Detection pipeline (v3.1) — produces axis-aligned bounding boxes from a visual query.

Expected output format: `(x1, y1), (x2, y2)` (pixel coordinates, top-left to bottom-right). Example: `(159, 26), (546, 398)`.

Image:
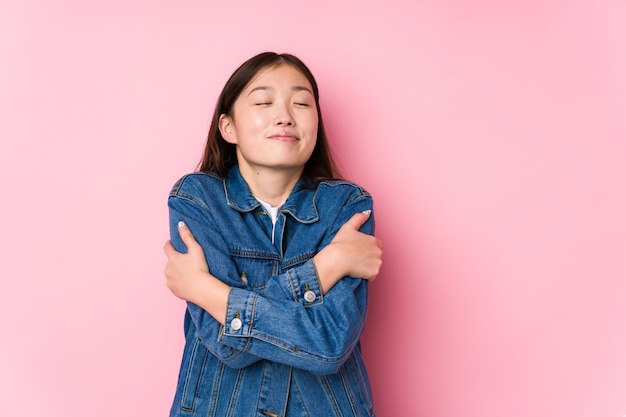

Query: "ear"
(219, 114), (237, 144)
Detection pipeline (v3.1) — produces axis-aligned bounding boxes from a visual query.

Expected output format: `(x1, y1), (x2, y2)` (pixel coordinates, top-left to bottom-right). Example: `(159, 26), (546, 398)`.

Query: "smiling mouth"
(269, 134), (298, 142)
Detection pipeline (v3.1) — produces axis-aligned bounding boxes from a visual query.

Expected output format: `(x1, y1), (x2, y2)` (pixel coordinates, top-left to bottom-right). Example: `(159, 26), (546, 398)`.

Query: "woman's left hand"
(163, 221), (211, 303)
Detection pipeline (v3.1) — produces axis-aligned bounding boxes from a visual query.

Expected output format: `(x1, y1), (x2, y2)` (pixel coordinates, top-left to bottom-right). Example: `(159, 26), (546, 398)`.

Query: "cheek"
(235, 110), (267, 134)
(311, 126), (319, 142)
(305, 114), (319, 137)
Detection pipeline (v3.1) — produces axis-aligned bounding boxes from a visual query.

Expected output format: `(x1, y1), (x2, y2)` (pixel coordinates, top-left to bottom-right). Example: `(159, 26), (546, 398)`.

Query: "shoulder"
(312, 179), (375, 232)
(310, 179), (373, 215)
(315, 179), (372, 202)
(168, 172), (225, 206)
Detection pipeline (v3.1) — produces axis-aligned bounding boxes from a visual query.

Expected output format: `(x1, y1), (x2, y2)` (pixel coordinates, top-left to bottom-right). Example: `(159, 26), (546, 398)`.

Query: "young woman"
(163, 52), (383, 417)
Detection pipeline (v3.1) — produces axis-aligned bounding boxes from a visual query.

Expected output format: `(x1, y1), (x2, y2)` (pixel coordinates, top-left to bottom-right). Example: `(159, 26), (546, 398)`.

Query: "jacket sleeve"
(220, 196), (374, 375)
(168, 193), (266, 369)
(168, 183), (333, 370)
(169, 179), (374, 375)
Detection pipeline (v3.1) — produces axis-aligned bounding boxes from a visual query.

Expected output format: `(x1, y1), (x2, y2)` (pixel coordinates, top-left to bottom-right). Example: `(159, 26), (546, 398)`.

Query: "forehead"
(245, 64), (313, 91)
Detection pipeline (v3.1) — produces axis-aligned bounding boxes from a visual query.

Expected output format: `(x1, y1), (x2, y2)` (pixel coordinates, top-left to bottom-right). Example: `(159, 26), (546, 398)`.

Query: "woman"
(164, 52), (383, 417)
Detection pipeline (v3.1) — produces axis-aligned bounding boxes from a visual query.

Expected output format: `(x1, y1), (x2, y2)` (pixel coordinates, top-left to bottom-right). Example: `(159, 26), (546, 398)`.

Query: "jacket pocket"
(230, 252), (277, 289)
(180, 337), (209, 412)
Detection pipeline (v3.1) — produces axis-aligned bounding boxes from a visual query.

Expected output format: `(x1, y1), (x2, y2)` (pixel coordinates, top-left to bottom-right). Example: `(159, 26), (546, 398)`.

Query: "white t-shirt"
(255, 197), (283, 243)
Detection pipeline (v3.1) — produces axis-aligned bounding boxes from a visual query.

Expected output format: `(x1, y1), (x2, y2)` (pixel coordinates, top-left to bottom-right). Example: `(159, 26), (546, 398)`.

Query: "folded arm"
(164, 190), (382, 374)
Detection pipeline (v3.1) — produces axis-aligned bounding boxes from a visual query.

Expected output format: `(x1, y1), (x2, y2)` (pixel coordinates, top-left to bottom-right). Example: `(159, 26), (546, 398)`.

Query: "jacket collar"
(224, 165), (319, 224)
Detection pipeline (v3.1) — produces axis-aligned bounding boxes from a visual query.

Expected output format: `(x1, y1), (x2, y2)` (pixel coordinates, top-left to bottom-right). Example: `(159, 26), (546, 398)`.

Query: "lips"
(269, 132), (299, 142)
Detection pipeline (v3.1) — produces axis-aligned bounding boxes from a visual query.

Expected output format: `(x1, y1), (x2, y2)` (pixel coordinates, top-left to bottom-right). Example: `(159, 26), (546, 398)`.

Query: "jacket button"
(230, 317), (242, 331)
(304, 290), (316, 303)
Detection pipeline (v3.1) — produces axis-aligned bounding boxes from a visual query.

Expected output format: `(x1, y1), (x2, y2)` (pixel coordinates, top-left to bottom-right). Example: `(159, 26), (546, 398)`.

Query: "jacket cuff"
(288, 260), (323, 307)
(220, 288), (257, 349)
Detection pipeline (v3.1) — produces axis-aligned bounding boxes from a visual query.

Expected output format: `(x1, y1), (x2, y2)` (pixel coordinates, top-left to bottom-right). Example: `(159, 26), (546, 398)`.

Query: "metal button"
(230, 317), (242, 331)
(304, 290), (316, 303)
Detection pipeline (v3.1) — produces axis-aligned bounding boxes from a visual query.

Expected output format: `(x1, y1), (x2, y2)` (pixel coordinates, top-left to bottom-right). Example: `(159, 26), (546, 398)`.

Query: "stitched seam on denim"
(283, 367), (293, 416)
(254, 361), (268, 413)
(340, 366), (359, 417)
(169, 192), (212, 214)
(281, 185), (320, 224)
(282, 207), (318, 224)
(292, 376), (312, 417)
(230, 249), (279, 260)
(223, 177), (261, 212)
(194, 343), (209, 410)
(286, 270), (298, 301)
(351, 351), (374, 413)
(246, 331), (303, 354)
(169, 172), (222, 210)
(246, 330), (349, 366)
(225, 368), (246, 417)
(321, 375), (344, 417)
(207, 360), (225, 417)
(247, 293), (258, 338)
(282, 253), (314, 269)
(317, 180), (370, 196)
(345, 193), (371, 207)
(180, 338), (209, 412)
(206, 342), (247, 361)
(207, 326), (246, 360)
(179, 339), (199, 411)
(310, 260), (324, 305)
(285, 181), (372, 223)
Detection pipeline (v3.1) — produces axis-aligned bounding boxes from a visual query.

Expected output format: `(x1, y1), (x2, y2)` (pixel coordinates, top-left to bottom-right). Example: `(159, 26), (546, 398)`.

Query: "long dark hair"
(198, 52), (341, 180)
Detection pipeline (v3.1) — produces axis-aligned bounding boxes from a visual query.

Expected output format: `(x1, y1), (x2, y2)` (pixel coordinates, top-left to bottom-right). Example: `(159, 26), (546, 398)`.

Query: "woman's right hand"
(164, 221), (230, 325)
(313, 211), (383, 294)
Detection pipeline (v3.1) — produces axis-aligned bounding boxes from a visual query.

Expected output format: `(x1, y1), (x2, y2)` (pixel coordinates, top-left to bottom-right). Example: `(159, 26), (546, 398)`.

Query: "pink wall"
(1, 1), (625, 416)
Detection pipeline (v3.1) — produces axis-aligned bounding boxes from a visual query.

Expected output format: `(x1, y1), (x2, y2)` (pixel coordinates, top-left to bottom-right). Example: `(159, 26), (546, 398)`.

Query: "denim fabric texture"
(168, 165), (376, 417)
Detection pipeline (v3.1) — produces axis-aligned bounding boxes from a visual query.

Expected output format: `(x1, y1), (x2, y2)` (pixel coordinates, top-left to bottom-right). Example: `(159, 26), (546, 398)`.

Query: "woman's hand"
(313, 211), (383, 294)
(163, 221), (230, 325)
(163, 221), (211, 302)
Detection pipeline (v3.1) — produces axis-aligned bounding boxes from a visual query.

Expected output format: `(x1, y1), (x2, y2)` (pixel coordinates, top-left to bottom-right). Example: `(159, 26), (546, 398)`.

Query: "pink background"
(1, 0), (625, 416)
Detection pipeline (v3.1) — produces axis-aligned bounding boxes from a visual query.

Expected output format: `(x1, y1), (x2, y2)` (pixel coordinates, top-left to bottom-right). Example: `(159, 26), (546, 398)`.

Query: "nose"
(274, 102), (294, 126)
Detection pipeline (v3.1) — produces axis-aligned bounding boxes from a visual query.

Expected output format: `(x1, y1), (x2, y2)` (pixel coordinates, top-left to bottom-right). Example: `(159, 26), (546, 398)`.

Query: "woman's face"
(219, 64), (319, 177)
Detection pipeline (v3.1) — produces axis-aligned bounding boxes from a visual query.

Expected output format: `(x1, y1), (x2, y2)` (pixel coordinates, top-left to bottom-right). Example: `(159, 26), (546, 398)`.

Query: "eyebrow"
(247, 85), (314, 96)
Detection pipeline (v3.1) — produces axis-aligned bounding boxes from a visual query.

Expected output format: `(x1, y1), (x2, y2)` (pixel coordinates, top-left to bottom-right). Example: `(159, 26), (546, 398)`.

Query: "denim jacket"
(168, 165), (376, 417)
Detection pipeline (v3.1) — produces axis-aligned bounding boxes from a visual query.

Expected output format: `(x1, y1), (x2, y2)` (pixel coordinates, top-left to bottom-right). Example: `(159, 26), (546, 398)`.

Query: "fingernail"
(178, 221), (188, 230)
(362, 210), (371, 215)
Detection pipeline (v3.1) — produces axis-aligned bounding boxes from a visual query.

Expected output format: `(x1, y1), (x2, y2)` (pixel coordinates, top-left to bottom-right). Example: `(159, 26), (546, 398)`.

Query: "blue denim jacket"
(168, 165), (376, 417)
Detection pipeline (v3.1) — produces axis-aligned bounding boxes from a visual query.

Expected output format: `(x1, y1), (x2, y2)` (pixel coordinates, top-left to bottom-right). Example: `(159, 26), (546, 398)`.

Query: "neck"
(238, 164), (303, 207)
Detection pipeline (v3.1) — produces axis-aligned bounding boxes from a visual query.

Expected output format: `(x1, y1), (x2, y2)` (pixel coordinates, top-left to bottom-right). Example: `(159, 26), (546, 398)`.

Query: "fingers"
(163, 221), (200, 258)
(163, 240), (176, 257)
(342, 210), (372, 231)
(177, 221), (200, 251)
(163, 240), (175, 279)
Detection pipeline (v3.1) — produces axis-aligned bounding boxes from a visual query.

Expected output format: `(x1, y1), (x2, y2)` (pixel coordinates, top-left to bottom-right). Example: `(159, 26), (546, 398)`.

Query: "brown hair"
(197, 52), (341, 181)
